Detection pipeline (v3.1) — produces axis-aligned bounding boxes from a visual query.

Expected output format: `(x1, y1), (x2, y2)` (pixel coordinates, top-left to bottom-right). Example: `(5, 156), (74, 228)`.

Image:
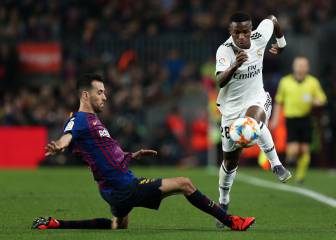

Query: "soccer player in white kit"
(215, 12), (291, 227)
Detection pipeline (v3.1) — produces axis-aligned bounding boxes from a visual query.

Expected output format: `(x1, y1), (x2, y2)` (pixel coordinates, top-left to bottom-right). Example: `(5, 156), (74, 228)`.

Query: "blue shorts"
(100, 178), (163, 218)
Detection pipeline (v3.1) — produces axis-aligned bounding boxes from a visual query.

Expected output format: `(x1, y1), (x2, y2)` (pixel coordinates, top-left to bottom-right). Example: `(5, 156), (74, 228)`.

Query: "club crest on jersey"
(99, 129), (111, 138)
(257, 48), (262, 57)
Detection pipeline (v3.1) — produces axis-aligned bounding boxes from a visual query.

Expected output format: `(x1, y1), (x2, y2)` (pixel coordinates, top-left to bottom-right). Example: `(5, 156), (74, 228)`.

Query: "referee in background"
(270, 56), (327, 183)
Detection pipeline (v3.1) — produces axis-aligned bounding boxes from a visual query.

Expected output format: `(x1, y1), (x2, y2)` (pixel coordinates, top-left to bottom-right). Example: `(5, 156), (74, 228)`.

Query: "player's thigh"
(298, 117), (312, 145)
(244, 92), (272, 124)
(100, 189), (133, 220)
(220, 117), (239, 152)
(220, 116), (242, 168)
(286, 118), (302, 143)
(132, 178), (163, 210)
(245, 105), (266, 123)
(160, 177), (195, 198)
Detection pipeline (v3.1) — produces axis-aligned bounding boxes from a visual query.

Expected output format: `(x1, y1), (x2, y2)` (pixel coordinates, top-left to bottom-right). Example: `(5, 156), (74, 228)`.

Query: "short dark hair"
(77, 73), (104, 91)
(230, 12), (251, 23)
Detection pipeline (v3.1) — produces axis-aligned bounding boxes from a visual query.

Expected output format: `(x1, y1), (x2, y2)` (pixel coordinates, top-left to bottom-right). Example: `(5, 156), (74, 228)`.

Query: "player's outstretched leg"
(32, 217), (115, 229)
(257, 121), (291, 182)
(245, 106), (291, 183)
(160, 177), (255, 231)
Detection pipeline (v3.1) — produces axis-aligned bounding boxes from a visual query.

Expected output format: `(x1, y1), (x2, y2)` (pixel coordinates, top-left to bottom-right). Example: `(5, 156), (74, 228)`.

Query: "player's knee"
(177, 177), (195, 194)
(223, 151), (240, 171)
(224, 160), (238, 171)
(287, 146), (299, 158)
(300, 144), (310, 154)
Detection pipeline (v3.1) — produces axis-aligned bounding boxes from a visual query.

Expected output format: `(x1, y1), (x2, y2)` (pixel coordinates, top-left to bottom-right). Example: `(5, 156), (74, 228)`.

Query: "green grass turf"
(0, 167), (335, 240)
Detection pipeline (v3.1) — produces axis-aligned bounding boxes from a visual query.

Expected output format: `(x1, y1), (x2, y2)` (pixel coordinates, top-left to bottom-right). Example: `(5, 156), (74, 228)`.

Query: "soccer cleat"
(32, 217), (60, 229)
(229, 215), (255, 231)
(272, 165), (292, 183)
(215, 203), (229, 229)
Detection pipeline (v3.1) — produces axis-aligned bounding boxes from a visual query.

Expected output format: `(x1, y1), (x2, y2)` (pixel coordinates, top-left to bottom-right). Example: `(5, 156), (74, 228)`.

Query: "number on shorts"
(224, 126), (230, 139)
(221, 126), (230, 139)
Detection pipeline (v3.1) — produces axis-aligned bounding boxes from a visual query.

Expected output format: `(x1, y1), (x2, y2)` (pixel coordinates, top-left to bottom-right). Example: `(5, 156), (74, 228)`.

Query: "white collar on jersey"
(231, 38), (254, 52)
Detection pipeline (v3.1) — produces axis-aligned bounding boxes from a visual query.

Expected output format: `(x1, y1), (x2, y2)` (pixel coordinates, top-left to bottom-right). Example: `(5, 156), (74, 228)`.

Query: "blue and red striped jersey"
(63, 112), (137, 196)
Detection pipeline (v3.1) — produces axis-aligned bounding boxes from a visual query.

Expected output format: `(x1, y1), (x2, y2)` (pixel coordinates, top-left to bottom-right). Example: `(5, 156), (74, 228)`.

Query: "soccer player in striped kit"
(32, 73), (255, 231)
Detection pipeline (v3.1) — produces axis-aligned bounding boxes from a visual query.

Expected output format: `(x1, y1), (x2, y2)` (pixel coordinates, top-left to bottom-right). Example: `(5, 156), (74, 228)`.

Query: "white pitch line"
(237, 174), (336, 208)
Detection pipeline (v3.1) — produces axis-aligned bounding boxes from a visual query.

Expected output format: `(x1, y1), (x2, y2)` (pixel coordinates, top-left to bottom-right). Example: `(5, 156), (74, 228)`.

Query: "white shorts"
(220, 92), (272, 152)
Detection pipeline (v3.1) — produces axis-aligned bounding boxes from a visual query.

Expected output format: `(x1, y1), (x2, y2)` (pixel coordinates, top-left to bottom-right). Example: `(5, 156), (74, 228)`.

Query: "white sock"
(257, 122), (282, 168)
(218, 163), (237, 205)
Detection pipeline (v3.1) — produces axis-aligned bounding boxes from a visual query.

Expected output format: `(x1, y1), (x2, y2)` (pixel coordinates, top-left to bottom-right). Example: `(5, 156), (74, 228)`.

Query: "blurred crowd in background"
(0, 0), (334, 40)
(0, 0), (336, 167)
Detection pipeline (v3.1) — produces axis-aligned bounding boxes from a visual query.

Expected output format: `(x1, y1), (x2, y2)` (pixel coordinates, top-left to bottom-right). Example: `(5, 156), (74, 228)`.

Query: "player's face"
(293, 57), (309, 81)
(89, 80), (107, 113)
(230, 21), (252, 49)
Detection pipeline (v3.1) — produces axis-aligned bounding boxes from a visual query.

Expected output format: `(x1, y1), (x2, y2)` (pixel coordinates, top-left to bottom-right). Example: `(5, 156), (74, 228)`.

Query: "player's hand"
(269, 44), (285, 55)
(235, 51), (248, 67)
(312, 99), (324, 107)
(132, 149), (158, 159)
(45, 141), (64, 156)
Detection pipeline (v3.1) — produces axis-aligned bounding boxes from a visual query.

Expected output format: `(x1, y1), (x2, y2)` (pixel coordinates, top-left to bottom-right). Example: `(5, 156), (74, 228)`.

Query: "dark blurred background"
(0, 0), (335, 168)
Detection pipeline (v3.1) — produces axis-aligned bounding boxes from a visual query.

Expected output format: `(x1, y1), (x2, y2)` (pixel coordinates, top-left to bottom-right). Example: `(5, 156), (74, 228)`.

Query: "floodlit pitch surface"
(0, 167), (335, 240)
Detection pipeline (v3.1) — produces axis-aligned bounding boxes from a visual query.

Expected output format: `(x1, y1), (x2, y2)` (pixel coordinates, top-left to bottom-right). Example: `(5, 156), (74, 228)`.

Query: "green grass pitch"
(0, 167), (335, 240)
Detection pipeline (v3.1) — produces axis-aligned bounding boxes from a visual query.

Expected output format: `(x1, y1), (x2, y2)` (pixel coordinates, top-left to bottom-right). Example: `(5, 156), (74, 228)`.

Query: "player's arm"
(131, 149), (157, 159)
(217, 51), (248, 88)
(270, 103), (283, 130)
(270, 78), (285, 129)
(312, 79), (327, 107)
(45, 133), (73, 156)
(267, 15), (286, 55)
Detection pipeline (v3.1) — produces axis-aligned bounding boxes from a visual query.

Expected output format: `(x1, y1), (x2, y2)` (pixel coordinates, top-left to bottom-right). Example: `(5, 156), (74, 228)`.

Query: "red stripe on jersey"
(86, 115), (125, 172)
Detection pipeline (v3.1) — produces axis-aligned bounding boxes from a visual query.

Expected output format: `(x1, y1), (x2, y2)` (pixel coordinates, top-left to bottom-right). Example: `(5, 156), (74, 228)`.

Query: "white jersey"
(215, 19), (274, 119)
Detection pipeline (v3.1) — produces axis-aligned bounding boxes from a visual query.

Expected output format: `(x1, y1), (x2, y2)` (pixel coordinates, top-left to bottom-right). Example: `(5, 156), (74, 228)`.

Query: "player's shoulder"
(306, 74), (319, 83)
(280, 74), (294, 82)
(250, 30), (263, 41)
(218, 37), (234, 50)
(67, 111), (84, 121)
(63, 112), (90, 135)
(65, 112), (88, 127)
(277, 74), (294, 88)
(217, 37), (235, 55)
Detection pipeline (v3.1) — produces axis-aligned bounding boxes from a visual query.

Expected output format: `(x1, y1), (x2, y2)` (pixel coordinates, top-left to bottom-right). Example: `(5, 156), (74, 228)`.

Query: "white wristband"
(276, 36), (286, 48)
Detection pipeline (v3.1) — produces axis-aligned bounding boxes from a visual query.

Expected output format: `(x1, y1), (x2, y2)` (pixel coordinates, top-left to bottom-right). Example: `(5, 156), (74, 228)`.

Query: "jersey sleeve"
(275, 78), (285, 104)
(63, 115), (85, 140)
(215, 45), (233, 75)
(255, 19), (274, 45)
(312, 78), (327, 104)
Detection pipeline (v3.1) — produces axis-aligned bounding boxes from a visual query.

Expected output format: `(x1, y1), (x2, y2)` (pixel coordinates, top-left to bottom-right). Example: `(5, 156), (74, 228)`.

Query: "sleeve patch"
(251, 32), (262, 40)
(217, 57), (228, 65)
(64, 118), (75, 132)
